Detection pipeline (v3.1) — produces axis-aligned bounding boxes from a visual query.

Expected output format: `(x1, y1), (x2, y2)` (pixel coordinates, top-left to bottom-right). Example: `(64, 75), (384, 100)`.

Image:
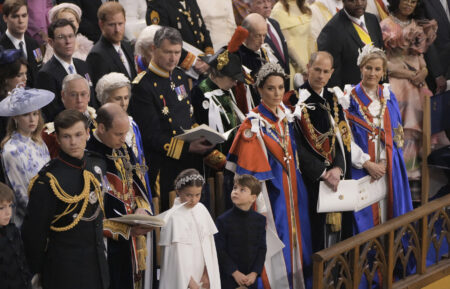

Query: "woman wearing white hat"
(43, 3), (93, 63)
(0, 87), (55, 227)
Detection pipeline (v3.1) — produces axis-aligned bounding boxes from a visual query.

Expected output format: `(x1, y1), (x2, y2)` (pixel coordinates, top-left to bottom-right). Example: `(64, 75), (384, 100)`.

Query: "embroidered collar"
(57, 149), (86, 169)
(149, 61), (170, 78)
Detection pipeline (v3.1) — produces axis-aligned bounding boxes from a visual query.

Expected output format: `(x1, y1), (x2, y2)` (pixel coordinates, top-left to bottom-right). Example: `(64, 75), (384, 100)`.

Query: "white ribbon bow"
(204, 89), (230, 133)
(292, 89), (315, 119)
(382, 83), (391, 100)
(247, 111), (270, 137)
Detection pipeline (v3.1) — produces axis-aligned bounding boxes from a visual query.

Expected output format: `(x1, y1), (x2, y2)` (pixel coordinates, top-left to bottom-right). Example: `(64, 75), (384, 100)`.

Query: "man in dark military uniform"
(285, 52), (354, 252)
(146, 0), (213, 74)
(128, 27), (214, 211)
(22, 110), (109, 289)
(239, 13), (271, 107)
(86, 103), (153, 289)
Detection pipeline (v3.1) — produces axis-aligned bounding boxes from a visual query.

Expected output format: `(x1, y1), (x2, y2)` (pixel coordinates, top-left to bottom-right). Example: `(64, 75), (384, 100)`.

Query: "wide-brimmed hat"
(200, 26), (250, 83)
(0, 87), (55, 116)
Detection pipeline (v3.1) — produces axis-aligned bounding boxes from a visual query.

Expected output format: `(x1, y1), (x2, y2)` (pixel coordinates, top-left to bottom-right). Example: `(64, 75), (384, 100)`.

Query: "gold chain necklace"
(301, 97), (340, 160)
(351, 89), (387, 131)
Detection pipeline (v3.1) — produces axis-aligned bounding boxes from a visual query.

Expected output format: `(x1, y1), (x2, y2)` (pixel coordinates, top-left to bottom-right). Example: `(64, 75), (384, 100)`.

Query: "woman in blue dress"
(0, 87), (54, 227)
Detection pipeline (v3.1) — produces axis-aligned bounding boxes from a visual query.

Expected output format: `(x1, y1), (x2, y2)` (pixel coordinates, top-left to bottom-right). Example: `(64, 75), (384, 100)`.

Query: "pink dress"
(380, 16), (437, 180)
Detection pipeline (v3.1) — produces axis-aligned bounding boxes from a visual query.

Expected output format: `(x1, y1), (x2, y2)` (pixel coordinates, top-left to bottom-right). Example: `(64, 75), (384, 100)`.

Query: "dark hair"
(153, 27), (183, 48)
(234, 174), (261, 196)
(96, 106), (115, 131)
(387, 0), (424, 19)
(2, 0), (27, 17)
(48, 18), (76, 39)
(97, 2), (125, 22)
(54, 109), (88, 135)
(174, 168), (205, 191)
(0, 182), (14, 203)
(0, 57), (27, 99)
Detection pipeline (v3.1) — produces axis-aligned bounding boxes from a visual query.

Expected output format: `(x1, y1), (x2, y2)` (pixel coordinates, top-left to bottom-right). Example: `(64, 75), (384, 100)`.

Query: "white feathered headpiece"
(356, 43), (386, 67)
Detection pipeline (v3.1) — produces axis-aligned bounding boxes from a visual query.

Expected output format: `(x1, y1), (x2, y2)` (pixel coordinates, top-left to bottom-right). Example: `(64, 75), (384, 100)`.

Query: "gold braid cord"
(47, 171), (104, 232)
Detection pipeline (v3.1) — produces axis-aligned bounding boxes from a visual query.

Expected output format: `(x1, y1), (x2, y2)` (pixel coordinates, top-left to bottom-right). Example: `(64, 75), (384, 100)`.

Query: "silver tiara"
(175, 174), (205, 190)
(357, 43), (385, 66)
(255, 62), (286, 87)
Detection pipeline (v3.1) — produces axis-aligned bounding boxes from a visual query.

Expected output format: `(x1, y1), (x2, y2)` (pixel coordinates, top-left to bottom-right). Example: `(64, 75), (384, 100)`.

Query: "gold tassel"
(136, 235), (147, 271)
(326, 212), (342, 232)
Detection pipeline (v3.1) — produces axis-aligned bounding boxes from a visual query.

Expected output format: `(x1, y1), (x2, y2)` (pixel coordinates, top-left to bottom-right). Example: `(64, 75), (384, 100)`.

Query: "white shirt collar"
(5, 30), (25, 49)
(344, 8), (366, 28)
(54, 54), (75, 74)
(113, 43), (121, 52)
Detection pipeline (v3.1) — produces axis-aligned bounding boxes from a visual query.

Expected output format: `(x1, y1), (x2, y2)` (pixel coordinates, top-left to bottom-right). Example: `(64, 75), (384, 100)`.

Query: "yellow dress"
(270, 1), (316, 77)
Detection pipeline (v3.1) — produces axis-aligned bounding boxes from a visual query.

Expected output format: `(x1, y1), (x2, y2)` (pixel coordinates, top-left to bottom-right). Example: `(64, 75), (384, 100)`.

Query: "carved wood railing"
(313, 194), (450, 289)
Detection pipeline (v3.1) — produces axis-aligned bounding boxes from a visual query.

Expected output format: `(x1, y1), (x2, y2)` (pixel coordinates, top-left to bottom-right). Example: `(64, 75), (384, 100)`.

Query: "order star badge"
(162, 106), (169, 115)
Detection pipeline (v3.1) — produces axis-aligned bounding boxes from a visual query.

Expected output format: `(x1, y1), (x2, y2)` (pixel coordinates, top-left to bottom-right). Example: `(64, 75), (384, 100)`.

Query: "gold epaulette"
(132, 71), (147, 84)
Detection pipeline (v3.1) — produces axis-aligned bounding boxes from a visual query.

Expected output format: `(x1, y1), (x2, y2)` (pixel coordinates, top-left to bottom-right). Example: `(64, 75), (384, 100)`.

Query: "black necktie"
(19, 41), (26, 58)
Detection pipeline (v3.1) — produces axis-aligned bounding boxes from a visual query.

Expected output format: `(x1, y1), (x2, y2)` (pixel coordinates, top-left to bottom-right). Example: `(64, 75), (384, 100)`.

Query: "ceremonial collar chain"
(302, 96), (340, 161)
(266, 118), (292, 164)
(352, 87), (387, 131)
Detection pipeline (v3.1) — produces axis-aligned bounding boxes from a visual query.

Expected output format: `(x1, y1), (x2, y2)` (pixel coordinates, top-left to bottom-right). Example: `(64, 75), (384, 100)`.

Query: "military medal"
(89, 190), (98, 204)
(175, 84), (187, 101)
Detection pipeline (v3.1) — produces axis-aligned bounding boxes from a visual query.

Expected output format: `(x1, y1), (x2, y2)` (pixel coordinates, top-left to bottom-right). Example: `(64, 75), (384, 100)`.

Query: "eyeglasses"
(55, 34), (75, 41)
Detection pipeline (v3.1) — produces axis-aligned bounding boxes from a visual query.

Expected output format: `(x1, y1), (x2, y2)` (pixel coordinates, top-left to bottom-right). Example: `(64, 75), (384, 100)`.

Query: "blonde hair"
(54, 7), (81, 23)
(358, 49), (388, 73)
(0, 111), (45, 148)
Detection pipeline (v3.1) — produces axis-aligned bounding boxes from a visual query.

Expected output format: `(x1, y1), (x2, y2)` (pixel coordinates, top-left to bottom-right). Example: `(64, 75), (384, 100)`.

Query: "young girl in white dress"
(159, 169), (221, 289)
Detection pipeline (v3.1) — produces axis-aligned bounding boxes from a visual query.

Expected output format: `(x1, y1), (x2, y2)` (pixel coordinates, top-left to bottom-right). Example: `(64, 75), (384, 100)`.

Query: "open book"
(175, 124), (236, 145)
(109, 214), (165, 227)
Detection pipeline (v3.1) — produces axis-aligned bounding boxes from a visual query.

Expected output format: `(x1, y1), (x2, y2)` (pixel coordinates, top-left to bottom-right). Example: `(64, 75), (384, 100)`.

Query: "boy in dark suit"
(0, 0), (43, 87)
(215, 174), (267, 289)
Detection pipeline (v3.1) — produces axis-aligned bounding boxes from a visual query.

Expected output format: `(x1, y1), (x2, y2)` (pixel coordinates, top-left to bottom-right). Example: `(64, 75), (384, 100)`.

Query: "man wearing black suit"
(0, 0), (43, 88)
(248, 0), (290, 87)
(86, 2), (136, 89)
(423, 0), (450, 92)
(56, 0), (102, 42)
(37, 19), (95, 122)
(317, 0), (383, 88)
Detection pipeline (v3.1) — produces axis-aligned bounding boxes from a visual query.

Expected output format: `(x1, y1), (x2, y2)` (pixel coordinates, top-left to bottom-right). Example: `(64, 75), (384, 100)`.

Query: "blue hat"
(0, 87), (55, 116)
(0, 46), (22, 65)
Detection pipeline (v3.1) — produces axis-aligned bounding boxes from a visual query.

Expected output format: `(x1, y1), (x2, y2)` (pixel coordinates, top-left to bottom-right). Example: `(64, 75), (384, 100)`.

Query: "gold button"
(186, 100), (190, 104)
(163, 143), (170, 151)
(160, 94), (163, 99)
(154, 82), (157, 87)
(177, 75), (181, 80)
(172, 130), (176, 135)
(168, 118), (172, 123)
(194, 31), (198, 35)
